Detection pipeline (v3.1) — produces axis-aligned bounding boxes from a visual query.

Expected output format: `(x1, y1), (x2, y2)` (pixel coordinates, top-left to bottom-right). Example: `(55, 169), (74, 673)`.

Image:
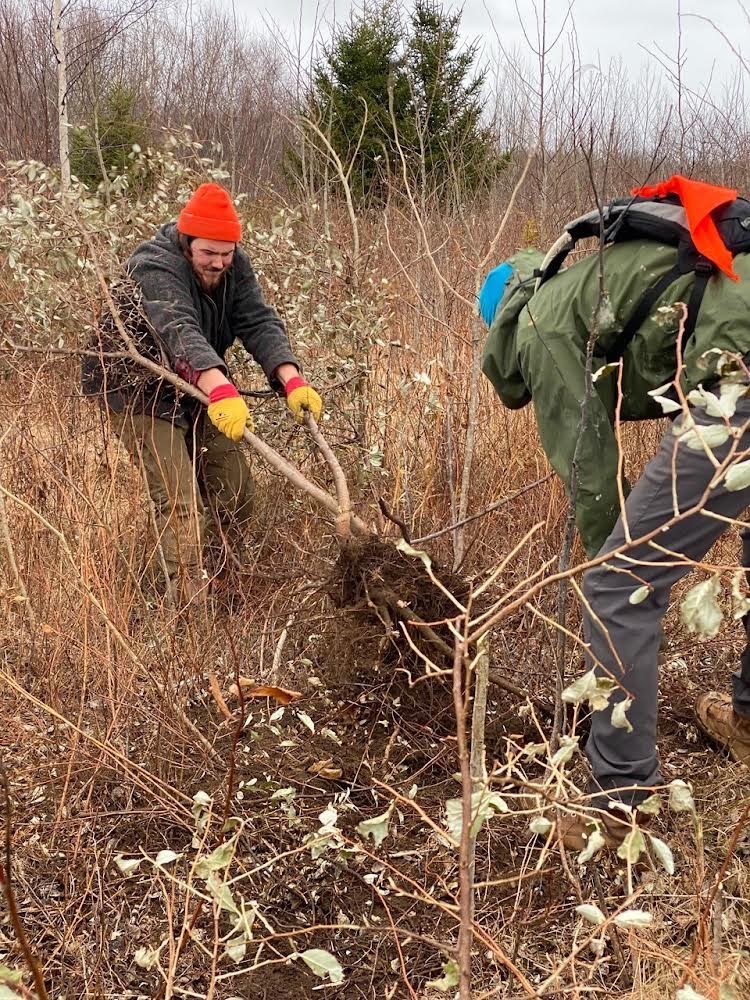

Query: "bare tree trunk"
(88, 71), (111, 204)
(0, 487), (36, 635)
(452, 633), (473, 999)
(468, 630), (489, 891)
(453, 313), (483, 570)
(551, 137), (610, 751)
(52, 0), (71, 192)
(452, 152), (534, 569)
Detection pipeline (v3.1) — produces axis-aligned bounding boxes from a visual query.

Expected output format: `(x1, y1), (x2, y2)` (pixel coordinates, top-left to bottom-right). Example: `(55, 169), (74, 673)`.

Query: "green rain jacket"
(481, 241), (750, 556)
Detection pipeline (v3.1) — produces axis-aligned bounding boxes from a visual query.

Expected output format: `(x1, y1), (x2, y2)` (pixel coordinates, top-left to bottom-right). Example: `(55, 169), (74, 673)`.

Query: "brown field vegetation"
(1, 2), (750, 997)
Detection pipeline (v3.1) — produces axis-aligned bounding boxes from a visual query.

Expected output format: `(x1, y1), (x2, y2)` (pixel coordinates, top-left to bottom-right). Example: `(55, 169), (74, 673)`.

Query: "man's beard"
(197, 268), (225, 291)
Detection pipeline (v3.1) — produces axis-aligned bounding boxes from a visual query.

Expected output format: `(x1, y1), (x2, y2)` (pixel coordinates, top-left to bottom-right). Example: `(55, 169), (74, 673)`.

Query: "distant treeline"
(2, 0), (750, 226)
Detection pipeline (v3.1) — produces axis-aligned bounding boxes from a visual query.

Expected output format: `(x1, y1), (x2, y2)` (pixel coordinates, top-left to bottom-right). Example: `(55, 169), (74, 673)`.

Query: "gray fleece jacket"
(82, 223), (299, 425)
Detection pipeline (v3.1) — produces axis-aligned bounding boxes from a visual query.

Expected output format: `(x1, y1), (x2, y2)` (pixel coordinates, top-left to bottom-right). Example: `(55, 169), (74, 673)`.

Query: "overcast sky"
(222, 0), (745, 90)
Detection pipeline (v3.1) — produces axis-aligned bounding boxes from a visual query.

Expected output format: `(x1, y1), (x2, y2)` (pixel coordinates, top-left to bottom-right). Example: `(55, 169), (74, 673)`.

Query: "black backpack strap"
(605, 263), (682, 362)
(535, 238), (574, 286)
(680, 258), (713, 348)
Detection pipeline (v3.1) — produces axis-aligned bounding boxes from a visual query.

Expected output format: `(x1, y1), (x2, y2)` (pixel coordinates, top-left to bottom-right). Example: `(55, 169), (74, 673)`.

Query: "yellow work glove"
(284, 376), (323, 424)
(206, 384), (254, 441)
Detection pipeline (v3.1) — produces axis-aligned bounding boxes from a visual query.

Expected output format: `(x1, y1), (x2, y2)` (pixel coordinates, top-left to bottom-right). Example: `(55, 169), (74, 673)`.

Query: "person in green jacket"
(480, 237), (750, 849)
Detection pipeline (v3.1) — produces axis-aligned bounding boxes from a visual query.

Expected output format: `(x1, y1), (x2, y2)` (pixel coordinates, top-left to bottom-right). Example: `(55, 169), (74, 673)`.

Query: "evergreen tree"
(71, 86), (148, 191)
(304, 2), (412, 202)
(406, 0), (502, 201)
(298, 0), (502, 204)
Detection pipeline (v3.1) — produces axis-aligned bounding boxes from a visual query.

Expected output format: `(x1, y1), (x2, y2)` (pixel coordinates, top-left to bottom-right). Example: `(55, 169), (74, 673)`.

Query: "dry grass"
(0, 197), (749, 999)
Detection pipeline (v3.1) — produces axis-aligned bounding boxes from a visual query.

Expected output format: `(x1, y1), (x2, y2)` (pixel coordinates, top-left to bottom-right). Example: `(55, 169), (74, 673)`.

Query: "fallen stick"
(0, 768), (49, 1000)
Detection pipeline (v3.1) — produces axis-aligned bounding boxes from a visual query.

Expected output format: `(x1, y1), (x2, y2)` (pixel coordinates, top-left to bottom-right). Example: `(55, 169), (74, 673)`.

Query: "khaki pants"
(112, 411), (254, 600)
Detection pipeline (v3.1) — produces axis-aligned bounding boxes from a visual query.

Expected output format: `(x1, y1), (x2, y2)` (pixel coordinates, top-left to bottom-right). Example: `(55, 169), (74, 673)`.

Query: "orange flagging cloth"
(633, 175), (739, 281)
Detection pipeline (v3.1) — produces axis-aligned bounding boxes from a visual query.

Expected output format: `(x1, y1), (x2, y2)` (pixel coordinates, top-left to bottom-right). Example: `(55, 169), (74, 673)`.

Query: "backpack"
(481, 248), (544, 409)
(535, 194), (750, 361)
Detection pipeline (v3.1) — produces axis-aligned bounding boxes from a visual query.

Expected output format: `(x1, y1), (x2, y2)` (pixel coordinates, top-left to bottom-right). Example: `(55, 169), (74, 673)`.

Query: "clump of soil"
(328, 536), (471, 661)
(332, 537), (468, 612)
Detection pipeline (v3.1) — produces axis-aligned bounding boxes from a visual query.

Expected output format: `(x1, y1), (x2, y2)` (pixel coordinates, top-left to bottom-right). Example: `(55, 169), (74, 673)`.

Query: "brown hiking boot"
(557, 808), (651, 853)
(695, 692), (750, 763)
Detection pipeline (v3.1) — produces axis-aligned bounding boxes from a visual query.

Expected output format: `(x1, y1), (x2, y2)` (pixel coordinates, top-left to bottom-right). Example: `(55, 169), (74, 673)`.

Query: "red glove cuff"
(208, 383), (241, 404)
(283, 376), (308, 396)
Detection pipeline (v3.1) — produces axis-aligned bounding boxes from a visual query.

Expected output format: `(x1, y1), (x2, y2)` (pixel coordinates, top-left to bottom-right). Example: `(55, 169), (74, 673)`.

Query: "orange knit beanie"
(176, 183), (242, 242)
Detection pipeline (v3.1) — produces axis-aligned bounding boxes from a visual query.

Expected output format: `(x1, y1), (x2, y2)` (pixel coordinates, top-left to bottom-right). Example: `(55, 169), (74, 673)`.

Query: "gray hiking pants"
(583, 396), (750, 804)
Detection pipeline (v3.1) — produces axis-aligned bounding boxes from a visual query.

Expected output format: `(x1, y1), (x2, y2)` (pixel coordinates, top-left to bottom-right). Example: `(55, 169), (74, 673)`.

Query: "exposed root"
(329, 536), (468, 656)
(328, 536), (554, 717)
